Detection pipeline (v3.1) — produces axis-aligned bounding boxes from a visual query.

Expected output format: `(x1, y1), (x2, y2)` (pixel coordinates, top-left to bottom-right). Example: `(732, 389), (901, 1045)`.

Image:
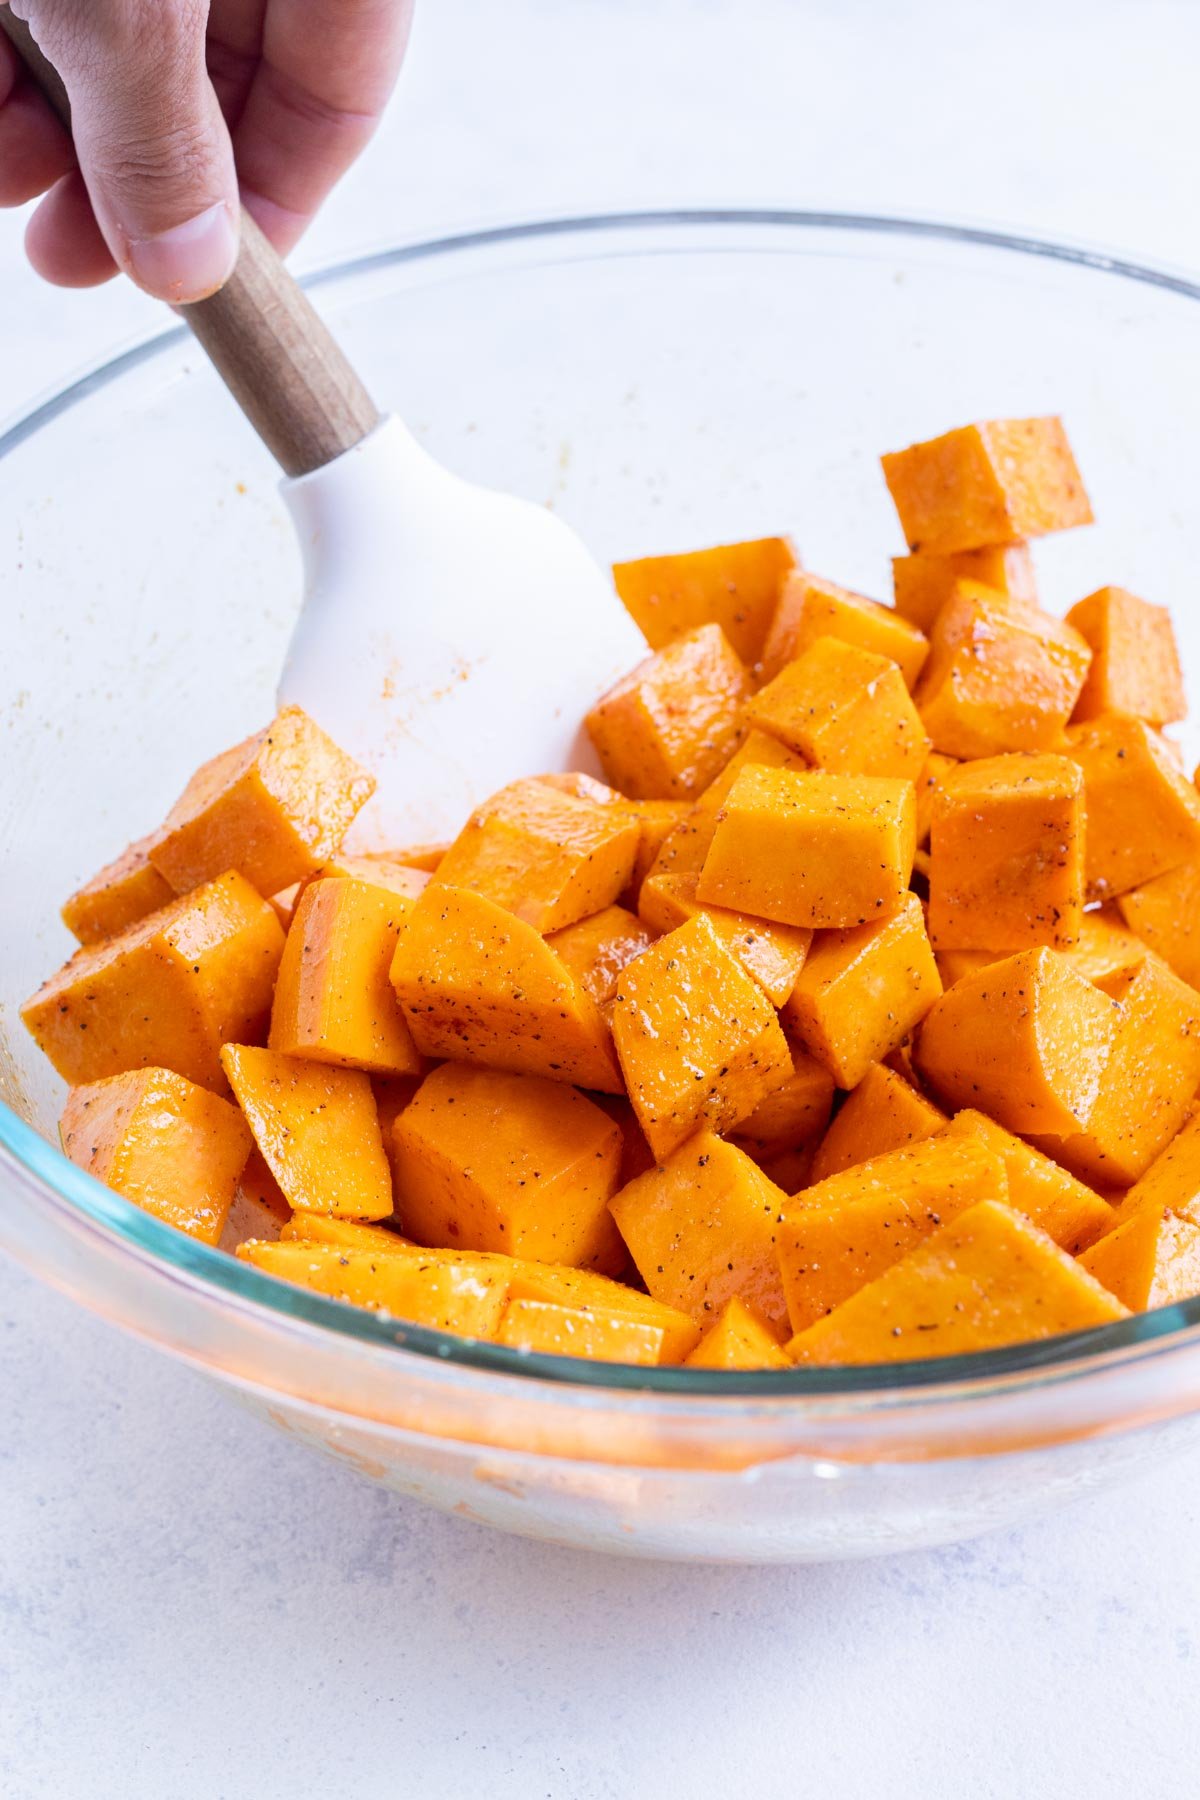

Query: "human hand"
(0, 0), (414, 302)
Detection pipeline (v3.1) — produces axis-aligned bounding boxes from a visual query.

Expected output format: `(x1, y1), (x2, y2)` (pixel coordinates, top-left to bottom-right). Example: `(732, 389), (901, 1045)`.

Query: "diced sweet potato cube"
(698, 766), (916, 930)
(892, 542), (1038, 632)
(808, 1064), (946, 1183)
(1067, 587), (1186, 728)
(281, 1213), (411, 1251)
(783, 893), (942, 1087)
(638, 871), (811, 1005)
(269, 876), (424, 1076)
(389, 885), (622, 1092)
(684, 1298), (791, 1370)
(61, 831), (175, 946)
(613, 536), (798, 666)
(914, 947), (1119, 1135)
(915, 751), (958, 846)
(22, 871), (284, 1092)
(60, 1067), (251, 1246)
(1031, 955), (1200, 1187)
(881, 418), (1093, 555)
(308, 854), (429, 901)
(1064, 717), (1200, 900)
(545, 904), (656, 1010)
(391, 1064), (624, 1271)
(936, 907), (1141, 992)
(760, 570), (929, 688)
(939, 1109), (1112, 1252)
(432, 779), (639, 933)
(646, 732), (809, 881)
(220, 1044), (392, 1220)
(788, 1201), (1127, 1364)
(747, 638), (930, 780)
(928, 753), (1085, 951)
(501, 1260), (701, 1360)
(584, 623), (751, 800)
(610, 913), (793, 1161)
(1079, 1204), (1200, 1311)
(150, 706), (375, 896)
(915, 584), (1092, 758)
(237, 1239), (508, 1336)
(1118, 860), (1200, 990)
(729, 1039), (836, 1160)
(495, 1297), (668, 1364)
(778, 1135), (1009, 1331)
(1114, 1106), (1200, 1227)
(610, 1131), (791, 1331)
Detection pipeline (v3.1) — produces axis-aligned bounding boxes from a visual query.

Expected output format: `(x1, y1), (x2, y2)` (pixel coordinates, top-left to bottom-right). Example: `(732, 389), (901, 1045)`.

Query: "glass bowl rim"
(6, 203), (1200, 1404)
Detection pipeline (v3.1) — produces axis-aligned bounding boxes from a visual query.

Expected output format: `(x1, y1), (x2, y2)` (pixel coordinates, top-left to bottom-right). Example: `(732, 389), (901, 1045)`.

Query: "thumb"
(38, 2), (239, 302)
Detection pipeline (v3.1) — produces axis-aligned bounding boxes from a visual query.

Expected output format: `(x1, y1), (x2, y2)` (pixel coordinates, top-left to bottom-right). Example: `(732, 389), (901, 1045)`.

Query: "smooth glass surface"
(6, 213), (1200, 1557)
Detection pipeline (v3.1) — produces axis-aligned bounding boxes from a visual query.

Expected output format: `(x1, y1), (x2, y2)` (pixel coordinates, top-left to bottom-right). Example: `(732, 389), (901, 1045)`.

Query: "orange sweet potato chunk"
(914, 947), (1118, 1136)
(22, 871), (285, 1092)
(729, 1039), (836, 1161)
(936, 908), (1148, 992)
(502, 1260), (700, 1360)
(221, 1044), (392, 1220)
(1067, 587), (1186, 727)
(939, 1109), (1112, 1252)
(645, 731), (809, 881)
(698, 766), (916, 930)
(391, 1063), (625, 1271)
(61, 832), (175, 946)
(432, 779), (639, 933)
(1079, 1205), (1200, 1312)
(60, 1067), (252, 1246)
(881, 418), (1093, 555)
(1064, 717), (1200, 900)
(788, 1201), (1126, 1365)
(892, 542), (1038, 632)
(269, 876), (424, 1077)
(638, 871), (811, 1005)
(778, 1135), (1009, 1332)
(613, 536), (798, 666)
(915, 584), (1092, 758)
(928, 753), (1085, 951)
(783, 893), (941, 1088)
(684, 1298), (791, 1370)
(150, 706), (375, 896)
(307, 854), (429, 901)
(495, 1297), (669, 1364)
(1110, 1107), (1200, 1226)
(747, 638), (930, 780)
(610, 1131), (792, 1331)
(759, 570), (929, 689)
(281, 1213), (410, 1252)
(1118, 860), (1200, 990)
(389, 885), (623, 1092)
(237, 1238), (508, 1337)
(610, 913), (793, 1161)
(584, 623), (751, 800)
(808, 1064), (946, 1184)
(545, 904), (656, 1010)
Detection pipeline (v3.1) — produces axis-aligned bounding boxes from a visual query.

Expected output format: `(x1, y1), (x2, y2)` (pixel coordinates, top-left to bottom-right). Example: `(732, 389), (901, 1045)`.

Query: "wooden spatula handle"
(0, 10), (381, 477)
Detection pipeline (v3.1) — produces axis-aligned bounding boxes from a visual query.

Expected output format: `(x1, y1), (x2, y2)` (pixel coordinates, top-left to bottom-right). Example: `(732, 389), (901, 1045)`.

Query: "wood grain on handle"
(0, 10), (381, 477)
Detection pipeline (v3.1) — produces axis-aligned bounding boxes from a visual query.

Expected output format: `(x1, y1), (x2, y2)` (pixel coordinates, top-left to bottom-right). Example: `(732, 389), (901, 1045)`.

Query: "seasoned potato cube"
(1079, 1204), (1200, 1311)
(613, 536), (797, 666)
(730, 1039), (836, 1161)
(60, 1067), (252, 1245)
(783, 893), (941, 1087)
(928, 753), (1085, 951)
(1113, 1106), (1200, 1226)
(914, 947), (1119, 1136)
(788, 1202), (1126, 1364)
(281, 1213), (411, 1252)
(545, 904), (656, 1009)
(684, 1298), (790, 1370)
(939, 1109), (1112, 1252)
(1065, 717), (1200, 900)
(150, 705), (375, 896)
(237, 1239), (508, 1337)
(432, 779), (639, 933)
(881, 417), (1093, 555)
(390, 1064), (625, 1271)
(915, 584), (1092, 758)
(22, 871), (284, 1092)
(698, 766), (916, 930)
(61, 831), (175, 946)
(808, 1064), (945, 1183)
(611, 914), (792, 1161)
(306, 853), (429, 900)
(638, 871), (811, 1005)
(892, 542), (1037, 632)
(760, 570), (929, 688)
(495, 1298), (669, 1365)
(646, 731), (808, 881)
(747, 638), (930, 780)
(584, 623), (751, 799)
(610, 1131), (792, 1331)
(220, 1044), (393, 1220)
(502, 1261), (701, 1361)
(1067, 586), (1186, 727)
(1117, 860), (1200, 990)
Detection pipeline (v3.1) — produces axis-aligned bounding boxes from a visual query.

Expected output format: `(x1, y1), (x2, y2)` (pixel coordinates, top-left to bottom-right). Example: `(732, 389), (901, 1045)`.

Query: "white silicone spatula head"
(3, 17), (645, 844)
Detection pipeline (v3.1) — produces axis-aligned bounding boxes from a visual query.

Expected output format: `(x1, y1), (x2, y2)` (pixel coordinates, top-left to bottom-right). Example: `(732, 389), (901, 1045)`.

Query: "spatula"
(1, 16), (645, 841)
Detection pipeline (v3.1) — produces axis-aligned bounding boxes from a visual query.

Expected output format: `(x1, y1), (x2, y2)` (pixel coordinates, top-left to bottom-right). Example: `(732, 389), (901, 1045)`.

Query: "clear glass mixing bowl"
(6, 211), (1200, 1563)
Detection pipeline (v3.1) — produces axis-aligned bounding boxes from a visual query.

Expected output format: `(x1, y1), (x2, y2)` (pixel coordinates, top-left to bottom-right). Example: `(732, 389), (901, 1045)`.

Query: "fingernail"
(127, 201), (238, 303)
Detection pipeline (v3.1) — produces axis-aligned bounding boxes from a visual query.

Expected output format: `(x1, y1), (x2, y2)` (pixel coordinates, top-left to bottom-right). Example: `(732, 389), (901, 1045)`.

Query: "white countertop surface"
(4, 3), (1200, 1794)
